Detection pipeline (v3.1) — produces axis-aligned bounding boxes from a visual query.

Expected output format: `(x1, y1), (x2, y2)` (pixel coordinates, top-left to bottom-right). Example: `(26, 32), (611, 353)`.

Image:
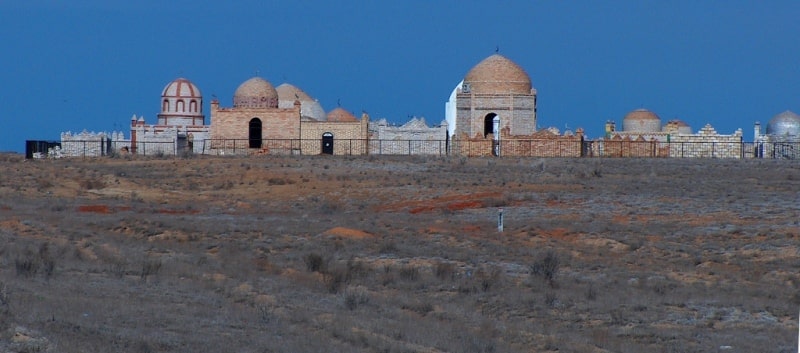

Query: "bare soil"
(0, 153), (798, 353)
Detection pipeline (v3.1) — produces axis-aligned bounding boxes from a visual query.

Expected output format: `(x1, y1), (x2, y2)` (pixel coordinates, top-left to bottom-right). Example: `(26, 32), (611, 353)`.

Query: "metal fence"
(50, 138), (800, 160)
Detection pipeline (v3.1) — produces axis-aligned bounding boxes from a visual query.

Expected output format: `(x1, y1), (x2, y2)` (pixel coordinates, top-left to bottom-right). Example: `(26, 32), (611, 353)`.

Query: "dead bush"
(323, 266), (348, 293)
(342, 285), (369, 310)
(304, 252), (326, 272)
(398, 265), (420, 282)
(530, 250), (560, 286)
(434, 261), (456, 281)
(140, 259), (162, 280)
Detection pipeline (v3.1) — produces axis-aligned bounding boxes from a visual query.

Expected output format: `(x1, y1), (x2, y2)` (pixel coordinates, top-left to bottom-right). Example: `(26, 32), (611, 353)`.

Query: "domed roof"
(624, 109), (660, 121)
(302, 100), (326, 121)
(766, 110), (800, 136)
(276, 83), (313, 104)
(622, 109), (662, 133)
(327, 107), (357, 122)
(463, 54), (532, 95)
(662, 119), (692, 134)
(276, 83), (327, 121)
(162, 78), (201, 98)
(233, 77), (278, 108)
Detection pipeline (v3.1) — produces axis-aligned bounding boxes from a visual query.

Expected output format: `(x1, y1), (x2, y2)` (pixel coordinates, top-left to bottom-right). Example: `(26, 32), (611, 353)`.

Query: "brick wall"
(456, 93), (536, 137)
(300, 119), (368, 155)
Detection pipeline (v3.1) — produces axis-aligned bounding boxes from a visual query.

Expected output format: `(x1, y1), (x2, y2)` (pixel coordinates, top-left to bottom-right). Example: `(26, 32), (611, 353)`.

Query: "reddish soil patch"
(323, 227), (375, 239)
(155, 208), (200, 215)
(76, 205), (132, 214)
(384, 192), (501, 214)
(77, 205), (112, 214)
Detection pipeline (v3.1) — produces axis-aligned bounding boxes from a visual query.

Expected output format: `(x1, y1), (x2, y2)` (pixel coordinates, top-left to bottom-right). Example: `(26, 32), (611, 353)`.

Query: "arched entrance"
(484, 113), (498, 138)
(249, 118), (262, 148)
(321, 132), (334, 155)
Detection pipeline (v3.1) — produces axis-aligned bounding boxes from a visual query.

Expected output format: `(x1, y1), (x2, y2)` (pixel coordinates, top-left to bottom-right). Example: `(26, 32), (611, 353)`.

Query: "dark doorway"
(483, 113), (497, 138)
(321, 132), (334, 155)
(249, 118), (262, 148)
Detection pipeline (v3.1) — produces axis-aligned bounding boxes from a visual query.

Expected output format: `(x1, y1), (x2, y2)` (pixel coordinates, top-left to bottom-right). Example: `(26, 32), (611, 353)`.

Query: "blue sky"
(2, 1), (799, 152)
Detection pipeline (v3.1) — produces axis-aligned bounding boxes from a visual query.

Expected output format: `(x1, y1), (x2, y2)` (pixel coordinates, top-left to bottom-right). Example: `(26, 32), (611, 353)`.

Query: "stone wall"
(368, 118), (448, 155)
(61, 131), (112, 157)
(452, 129), (582, 157)
(668, 124), (743, 158)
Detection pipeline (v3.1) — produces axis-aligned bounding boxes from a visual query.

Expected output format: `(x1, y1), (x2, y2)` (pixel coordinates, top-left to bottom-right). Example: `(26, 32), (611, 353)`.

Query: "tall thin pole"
(497, 208), (504, 233)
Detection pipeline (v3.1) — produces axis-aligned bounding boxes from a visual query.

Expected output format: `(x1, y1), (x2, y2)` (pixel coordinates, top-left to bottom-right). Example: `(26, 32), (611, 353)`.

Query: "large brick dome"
(623, 109), (662, 133)
(327, 107), (357, 122)
(233, 77), (278, 109)
(463, 54), (532, 95)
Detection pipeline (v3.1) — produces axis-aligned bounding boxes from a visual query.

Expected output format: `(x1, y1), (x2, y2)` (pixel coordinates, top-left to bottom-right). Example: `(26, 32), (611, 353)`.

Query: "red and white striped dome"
(162, 78), (202, 99)
(158, 78), (205, 126)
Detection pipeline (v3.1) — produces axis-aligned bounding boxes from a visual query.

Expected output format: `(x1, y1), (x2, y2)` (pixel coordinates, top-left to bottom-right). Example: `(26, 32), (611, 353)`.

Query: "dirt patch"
(323, 227), (375, 239)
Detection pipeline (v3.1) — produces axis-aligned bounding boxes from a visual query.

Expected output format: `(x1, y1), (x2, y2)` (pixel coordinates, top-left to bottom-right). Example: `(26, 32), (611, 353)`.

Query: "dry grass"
(0, 154), (798, 352)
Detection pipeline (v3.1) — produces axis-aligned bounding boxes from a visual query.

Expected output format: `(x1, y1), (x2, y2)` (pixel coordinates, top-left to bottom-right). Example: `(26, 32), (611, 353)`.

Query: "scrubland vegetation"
(0, 153), (798, 352)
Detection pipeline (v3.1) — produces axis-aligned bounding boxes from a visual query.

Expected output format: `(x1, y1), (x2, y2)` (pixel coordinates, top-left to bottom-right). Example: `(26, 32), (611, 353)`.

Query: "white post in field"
(497, 208), (504, 233)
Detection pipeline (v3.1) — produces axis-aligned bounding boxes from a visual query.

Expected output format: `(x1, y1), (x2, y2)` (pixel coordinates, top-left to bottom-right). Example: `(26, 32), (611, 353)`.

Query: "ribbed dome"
(622, 109), (661, 133)
(463, 54), (532, 95)
(162, 78), (201, 98)
(233, 77), (278, 109)
(766, 110), (800, 136)
(158, 78), (204, 125)
(327, 107), (357, 122)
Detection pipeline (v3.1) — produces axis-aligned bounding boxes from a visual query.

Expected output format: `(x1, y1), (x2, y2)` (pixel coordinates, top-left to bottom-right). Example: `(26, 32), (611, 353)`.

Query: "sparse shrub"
(110, 259), (127, 278)
(140, 259), (162, 280)
(401, 300), (434, 316)
(342, 285), (369, 310)
(346, 258), (371, 280)
(544, 292), (558, 308)
(323, 266), (347, 293)
(14, 245), (54, 278)
(0, 282), (9, 308)
(380, 265), (396, 286)
(256, 304), (273, 324)
(586, 284), (597, 301)
(79, 177), (105, 190)
(304, 252), (326, 272)
(378, 241), (397, 254)
(15, 254), (39, 277)
(267, 177), (288, 185)
(434, 261), (456, 281)
(530, 250), (560, 286)
(478, 266), (504, 292)
(398, 265), (420, 282)
(14, 250), (39, 277)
